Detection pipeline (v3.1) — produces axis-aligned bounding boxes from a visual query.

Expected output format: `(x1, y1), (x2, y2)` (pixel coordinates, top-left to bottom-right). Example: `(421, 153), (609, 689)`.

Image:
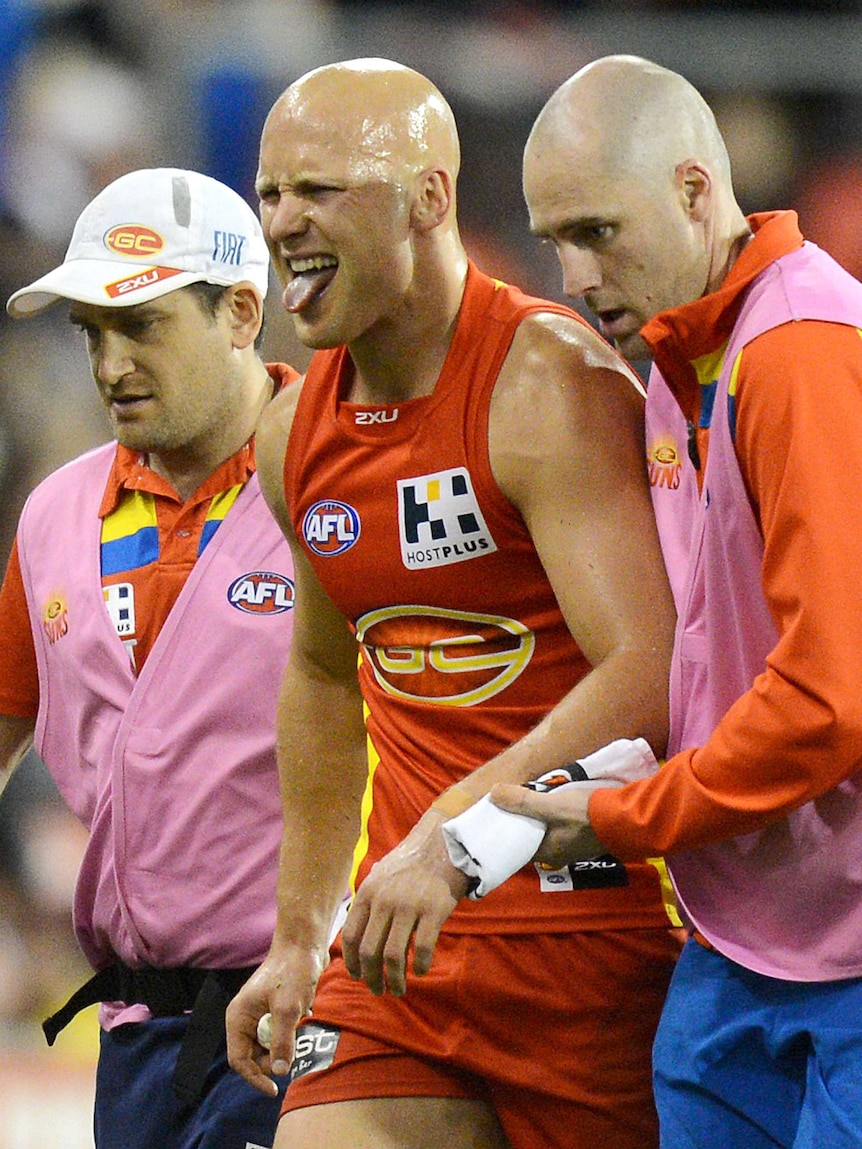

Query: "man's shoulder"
(24, 442), (116, 506)
(503, 309), (645, 399)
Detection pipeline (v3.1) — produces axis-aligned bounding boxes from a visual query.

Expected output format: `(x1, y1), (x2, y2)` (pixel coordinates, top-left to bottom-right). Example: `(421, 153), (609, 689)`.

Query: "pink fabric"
(647, 242), (862, 979)
(17, 444), (293, 1019)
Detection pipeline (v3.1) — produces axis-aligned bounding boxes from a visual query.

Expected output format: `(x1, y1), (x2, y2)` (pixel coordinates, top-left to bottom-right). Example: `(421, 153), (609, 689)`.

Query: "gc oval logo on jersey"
(303, 500), (361, 556)
(105, 224), (165, 258)
(227, 571), (295, 614)
(356, 605), (535, 706)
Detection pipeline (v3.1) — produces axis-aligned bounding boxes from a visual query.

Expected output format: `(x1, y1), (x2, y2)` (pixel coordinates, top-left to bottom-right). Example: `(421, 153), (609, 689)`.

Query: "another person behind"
(226, 58), (680, 1149)
(488, 53), (862, 1149)
(0, 167), (301, 1149)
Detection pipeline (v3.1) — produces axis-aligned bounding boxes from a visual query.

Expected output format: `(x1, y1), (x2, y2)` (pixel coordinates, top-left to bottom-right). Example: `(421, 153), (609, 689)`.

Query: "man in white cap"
(0, 168), (300, 1149)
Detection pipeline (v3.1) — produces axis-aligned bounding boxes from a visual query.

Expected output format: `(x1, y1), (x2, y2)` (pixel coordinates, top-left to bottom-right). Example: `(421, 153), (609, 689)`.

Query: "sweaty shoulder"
(489, 310), (647, 512)
(255, 373), (305, 535)
(500, 309), (645, 407)
(489, 310), (652, 517)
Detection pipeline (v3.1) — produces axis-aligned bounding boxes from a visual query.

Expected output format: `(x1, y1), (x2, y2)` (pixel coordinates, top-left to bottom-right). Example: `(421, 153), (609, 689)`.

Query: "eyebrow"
(530, 214), (612, 239)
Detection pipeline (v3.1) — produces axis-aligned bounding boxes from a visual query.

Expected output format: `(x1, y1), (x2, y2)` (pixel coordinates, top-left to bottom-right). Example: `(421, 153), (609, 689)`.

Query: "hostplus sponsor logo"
(103, 582), (138, 663)
(103, 582), (135, 636)
(398, 467), (496, 569)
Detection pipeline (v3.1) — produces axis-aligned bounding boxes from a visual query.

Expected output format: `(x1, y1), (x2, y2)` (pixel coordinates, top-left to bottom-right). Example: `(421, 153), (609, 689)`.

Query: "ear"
(675, 160), (711, 222)
(410, 168), (455, 232)
(225, 284), (264, 350)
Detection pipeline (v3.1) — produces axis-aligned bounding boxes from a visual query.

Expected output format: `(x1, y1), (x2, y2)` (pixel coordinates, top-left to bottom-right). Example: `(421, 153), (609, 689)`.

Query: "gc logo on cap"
(105, 225), (165, 258)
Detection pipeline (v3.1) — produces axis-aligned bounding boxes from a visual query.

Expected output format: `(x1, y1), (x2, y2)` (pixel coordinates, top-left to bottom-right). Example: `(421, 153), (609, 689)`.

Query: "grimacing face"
(256, 104), (418, 352)
(69, 287), (245, 460)
(524, 138), (708, 360)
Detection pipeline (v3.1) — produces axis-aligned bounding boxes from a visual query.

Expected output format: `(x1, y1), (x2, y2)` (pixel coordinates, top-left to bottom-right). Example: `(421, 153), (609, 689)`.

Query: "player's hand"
(488, 780), (610, 866)
(341, 809), (470, 996)
(225, 942), (328, 1095)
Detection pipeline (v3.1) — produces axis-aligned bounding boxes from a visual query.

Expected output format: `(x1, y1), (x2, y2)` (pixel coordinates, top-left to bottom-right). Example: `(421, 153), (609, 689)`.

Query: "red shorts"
(282, 927), (680, 1149)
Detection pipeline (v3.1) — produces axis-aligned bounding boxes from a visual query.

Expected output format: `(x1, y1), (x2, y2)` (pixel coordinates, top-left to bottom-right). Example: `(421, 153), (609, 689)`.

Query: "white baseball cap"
(7, 167), (270, 318)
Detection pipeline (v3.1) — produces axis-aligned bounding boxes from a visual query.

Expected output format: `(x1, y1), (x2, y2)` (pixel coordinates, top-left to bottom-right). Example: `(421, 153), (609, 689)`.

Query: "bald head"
(264, 58), (460, 188)
(523, 56), (750, 355)
(527, 54), (732, 190)
(256, 57), (469, 354)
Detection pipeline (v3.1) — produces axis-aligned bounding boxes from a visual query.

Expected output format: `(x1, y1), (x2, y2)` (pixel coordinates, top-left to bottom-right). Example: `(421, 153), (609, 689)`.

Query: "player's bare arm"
(0, 714), (36, 798)
(254, 376), (305, 537)
(488, 312), (673, 762)
(227, 383), (369, 1095)
(341, 314), (675, 995)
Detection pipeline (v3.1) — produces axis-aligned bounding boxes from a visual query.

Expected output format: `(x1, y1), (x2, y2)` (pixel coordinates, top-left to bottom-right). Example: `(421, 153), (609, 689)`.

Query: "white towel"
(442, 738), (658, 899)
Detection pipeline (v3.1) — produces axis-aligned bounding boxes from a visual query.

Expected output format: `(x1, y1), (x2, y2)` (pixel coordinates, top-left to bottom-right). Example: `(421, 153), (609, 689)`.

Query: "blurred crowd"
(2, 0), (862, 1053)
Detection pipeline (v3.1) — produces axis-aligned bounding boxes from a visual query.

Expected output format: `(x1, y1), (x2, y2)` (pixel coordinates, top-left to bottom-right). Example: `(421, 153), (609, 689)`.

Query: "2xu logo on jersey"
(227, 571), (295, 614)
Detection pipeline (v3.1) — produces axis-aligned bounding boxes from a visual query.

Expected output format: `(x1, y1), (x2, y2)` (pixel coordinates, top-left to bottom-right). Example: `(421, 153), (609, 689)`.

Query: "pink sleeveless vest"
(647, 243), (862, 979)
(17, 443), (293, 975)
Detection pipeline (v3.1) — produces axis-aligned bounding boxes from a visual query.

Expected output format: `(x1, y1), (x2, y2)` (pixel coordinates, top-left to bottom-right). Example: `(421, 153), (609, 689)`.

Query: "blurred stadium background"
(1, 1), (860, 1143)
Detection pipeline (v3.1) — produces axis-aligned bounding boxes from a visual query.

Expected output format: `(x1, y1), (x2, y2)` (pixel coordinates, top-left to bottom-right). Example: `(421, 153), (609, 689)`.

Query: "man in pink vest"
(0, 168), (300, 1149)
(480, 55), (862, 1149)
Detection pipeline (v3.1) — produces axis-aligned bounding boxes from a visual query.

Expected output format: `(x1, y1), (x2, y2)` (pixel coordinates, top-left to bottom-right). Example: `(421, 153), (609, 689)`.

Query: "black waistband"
(43, 962), (256, 1108)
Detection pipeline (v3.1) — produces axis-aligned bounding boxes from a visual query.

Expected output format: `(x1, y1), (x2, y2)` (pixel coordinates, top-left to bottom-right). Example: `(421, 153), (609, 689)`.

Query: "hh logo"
(303, 500), (360, 556)
(42, 595), (69, 644)
(356, 604), (534, 706)
(103, 582), (136, 636)
(228, 571), (295, 614)
(104, 224), (165, 257)
(397, 467), (496, 570)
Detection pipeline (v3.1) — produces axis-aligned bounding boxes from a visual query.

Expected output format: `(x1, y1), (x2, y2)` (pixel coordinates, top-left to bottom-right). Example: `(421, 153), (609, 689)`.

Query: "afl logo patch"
(227, 571), (295, 614)
(303, 500), (360, 556)
(105, 224), (165, 258)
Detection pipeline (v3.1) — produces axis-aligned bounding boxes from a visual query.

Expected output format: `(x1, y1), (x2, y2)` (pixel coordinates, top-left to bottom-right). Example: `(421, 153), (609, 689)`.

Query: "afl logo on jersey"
(227, 571), (295, 614)
(303, 500), (360, 556)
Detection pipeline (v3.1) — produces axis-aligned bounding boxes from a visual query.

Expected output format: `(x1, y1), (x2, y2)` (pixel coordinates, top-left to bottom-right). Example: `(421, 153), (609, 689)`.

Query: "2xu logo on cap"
(105, 224), (165, 257)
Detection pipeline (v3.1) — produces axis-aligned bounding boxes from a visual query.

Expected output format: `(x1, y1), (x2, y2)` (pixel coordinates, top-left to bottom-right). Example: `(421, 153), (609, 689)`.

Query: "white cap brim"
(6, 259), (240, 318)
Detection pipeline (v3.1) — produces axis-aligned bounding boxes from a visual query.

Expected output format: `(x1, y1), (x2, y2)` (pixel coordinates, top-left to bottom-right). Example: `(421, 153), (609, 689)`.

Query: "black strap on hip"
(42, 962), (255, 1108)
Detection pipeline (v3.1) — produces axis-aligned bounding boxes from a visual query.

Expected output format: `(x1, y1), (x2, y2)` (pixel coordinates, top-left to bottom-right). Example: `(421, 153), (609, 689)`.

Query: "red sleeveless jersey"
(285, 263), (670, 933)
